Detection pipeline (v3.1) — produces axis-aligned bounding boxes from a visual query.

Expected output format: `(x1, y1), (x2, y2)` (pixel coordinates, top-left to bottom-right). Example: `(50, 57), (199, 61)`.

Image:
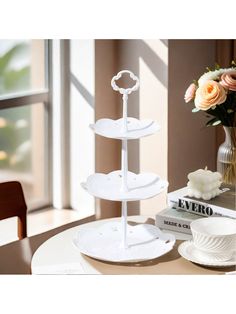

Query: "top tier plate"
(90, 117), (160, 140)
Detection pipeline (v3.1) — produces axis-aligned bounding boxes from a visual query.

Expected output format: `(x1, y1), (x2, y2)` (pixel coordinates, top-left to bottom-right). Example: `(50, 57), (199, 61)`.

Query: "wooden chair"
(0, 181), (27, 240)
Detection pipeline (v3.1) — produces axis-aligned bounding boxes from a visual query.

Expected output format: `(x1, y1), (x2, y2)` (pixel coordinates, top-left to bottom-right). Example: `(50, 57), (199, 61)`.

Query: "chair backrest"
(0, 181), (27, 240)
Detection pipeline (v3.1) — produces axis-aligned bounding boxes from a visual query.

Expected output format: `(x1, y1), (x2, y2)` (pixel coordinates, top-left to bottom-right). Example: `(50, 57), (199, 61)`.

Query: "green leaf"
(0, 43), (28, 75)
(206, 117), (221, 127)
(192, 107), (200, 113)
(212, 120), (221, 126)
(4, 66), (30, 91)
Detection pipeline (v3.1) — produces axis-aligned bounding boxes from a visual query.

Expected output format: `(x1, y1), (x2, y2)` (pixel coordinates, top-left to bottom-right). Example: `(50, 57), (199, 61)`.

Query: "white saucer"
(178, 240), (236, 267)
(73, 221), (175, 263)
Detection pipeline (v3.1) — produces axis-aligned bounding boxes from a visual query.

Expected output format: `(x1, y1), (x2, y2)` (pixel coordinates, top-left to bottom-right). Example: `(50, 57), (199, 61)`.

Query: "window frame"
(0, 39), (53, 211)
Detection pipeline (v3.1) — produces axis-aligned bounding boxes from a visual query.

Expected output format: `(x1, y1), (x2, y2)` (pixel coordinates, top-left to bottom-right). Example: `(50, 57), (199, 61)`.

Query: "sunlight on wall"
(139, 40), (168, 215)
(144, 40), (168, 67)
(70, 40), (95, 215)
(117, 39), (168, 216)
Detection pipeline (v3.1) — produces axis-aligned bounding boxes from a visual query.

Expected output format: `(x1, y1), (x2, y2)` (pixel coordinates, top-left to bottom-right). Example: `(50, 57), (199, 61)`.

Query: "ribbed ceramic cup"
(190, 217), (236, 262)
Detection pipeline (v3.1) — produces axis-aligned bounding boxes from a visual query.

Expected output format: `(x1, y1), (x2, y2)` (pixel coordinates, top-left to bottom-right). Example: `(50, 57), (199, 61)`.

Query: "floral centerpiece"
(184, 62), (236, 184)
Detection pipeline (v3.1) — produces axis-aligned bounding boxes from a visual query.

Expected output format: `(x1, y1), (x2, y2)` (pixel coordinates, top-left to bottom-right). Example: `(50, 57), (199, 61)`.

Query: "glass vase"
(217, 126), (236, 185)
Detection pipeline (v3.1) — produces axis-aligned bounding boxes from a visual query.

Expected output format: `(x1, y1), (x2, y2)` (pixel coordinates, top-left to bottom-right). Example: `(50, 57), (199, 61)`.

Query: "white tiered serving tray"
(77, 70), (173, 262)
(83, 170), (168, 201)
(90, 117), (160, 139)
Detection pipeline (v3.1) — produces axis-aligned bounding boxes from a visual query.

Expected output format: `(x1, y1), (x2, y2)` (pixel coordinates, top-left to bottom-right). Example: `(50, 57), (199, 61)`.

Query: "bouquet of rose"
(184, 62), (236, 185)
(184, 62), (236, 127)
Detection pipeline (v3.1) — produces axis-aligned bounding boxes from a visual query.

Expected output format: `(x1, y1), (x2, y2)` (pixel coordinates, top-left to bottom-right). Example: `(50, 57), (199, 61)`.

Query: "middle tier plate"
(90, 117), (160, 139)
(82, 170), (169, 201)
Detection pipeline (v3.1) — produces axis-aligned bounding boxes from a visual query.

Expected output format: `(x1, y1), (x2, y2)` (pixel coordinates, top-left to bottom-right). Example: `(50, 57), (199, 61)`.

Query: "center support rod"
(121, 139), (128, 192)
(111, 71), (140, 250)
(121, 201), (128, 249)
(120, 92), (129, 248)
(122, 93), (128, 133)
(121, 91), (129, 192)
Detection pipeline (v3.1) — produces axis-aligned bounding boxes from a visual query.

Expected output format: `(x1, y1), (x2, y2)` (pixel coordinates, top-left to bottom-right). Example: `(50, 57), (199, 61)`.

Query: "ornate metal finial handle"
(111, 70), (139, 95)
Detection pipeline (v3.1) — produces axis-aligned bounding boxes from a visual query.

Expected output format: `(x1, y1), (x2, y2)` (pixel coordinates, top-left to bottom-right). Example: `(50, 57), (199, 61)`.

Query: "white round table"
(31, 216), (191, 275)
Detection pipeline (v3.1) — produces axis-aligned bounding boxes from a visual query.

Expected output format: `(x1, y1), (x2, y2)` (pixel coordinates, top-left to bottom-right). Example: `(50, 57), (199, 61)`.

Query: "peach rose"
(194, 80), (227, 111)
(184, 83), (196, 103)
(220, 70), (236, 91)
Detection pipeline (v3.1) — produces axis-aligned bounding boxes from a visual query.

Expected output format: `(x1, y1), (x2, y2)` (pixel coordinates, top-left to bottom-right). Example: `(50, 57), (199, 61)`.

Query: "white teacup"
(190, 217), (236, 262)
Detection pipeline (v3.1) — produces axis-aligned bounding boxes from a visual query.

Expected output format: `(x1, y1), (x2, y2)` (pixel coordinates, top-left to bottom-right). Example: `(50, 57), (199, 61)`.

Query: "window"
(0, 40), (51, 210)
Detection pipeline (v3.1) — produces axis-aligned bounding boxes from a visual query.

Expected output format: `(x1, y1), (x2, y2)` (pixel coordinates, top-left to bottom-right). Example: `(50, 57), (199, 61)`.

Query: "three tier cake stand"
(74, 70), (175, 262)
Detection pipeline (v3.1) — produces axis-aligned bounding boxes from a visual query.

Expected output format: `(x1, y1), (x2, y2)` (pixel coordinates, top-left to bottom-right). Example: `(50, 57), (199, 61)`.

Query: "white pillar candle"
(187, 167), (222, 201)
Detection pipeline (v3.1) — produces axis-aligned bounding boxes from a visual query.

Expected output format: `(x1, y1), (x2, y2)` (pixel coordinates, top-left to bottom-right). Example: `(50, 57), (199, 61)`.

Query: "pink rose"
(184, 83), (196, 103)
(220, 70), (236, 91)
(194, 80), (227, 111)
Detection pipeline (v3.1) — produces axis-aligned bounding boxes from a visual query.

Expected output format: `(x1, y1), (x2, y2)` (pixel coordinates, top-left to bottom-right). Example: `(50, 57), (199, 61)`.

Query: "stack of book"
(156, 184), (236, 235)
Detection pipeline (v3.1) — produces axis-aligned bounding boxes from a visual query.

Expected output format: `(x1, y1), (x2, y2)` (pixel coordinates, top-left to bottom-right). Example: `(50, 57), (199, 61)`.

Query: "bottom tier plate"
(73, 221), (175, 262)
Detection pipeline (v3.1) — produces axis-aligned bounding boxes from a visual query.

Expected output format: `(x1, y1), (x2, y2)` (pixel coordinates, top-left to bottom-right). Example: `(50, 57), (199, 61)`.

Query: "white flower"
(198, 68), (235, 86)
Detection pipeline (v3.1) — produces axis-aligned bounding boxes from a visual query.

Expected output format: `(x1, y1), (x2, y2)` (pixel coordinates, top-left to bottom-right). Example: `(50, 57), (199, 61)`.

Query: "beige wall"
(168, 40), (217, 192)
(116, 40), (169, 215)
(94, 39), (218, 217)
(95, 40), (121, 218)
(95, 39), (169, 216)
